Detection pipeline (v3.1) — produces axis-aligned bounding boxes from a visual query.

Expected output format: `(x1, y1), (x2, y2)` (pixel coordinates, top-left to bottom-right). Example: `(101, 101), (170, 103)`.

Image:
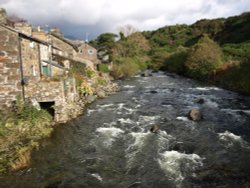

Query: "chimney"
(0, 8), (7, 25)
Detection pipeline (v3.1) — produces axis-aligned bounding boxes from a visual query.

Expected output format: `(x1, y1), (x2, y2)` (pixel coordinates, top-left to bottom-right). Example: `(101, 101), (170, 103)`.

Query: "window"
(88, 49), (94, 55)
(79, 49), (83, 54)
(42, 65), (51, 76)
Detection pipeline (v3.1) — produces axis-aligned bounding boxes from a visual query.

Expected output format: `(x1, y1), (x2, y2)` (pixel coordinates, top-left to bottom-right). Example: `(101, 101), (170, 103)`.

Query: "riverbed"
(1, 72), (250, 188)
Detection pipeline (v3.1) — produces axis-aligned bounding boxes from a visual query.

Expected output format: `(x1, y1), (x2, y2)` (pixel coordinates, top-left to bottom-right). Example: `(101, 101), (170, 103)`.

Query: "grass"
(0, 103), (53, 173)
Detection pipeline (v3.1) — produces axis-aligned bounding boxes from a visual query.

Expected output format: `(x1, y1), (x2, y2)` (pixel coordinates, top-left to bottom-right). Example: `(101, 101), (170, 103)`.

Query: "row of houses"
(0, 8), (99, 122)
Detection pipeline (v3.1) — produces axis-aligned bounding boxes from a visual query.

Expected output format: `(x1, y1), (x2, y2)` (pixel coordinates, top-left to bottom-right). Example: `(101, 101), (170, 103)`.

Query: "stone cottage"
(0, 18), (81, 122)
(74, 42), (99, 68)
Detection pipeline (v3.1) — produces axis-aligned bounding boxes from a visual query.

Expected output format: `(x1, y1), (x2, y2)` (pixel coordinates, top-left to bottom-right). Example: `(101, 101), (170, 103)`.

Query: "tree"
(118, 24), (137, 37)
(185, 35), (223, 80)
(96, 33), (118, 50)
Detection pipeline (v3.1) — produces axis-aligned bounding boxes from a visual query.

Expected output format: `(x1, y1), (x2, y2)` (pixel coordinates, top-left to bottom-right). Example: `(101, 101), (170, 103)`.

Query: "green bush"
(163, 47), (188, 74)
(185, 35), (223, 80)
(97, 63), (110, 73)
(148, 48), (170, 70)
(0, 101), (53, 173)
(111, 58), (140, 79)
(216, 60), (250, 94)
(222, 42), (250, 61)
(86, 68), (96, 78)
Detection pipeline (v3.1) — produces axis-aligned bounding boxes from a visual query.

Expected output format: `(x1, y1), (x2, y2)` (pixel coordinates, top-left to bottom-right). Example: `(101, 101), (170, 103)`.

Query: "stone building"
(0, 22), (81, 122)
(14, 22), (32, 36)
(75, 43), (98, 63)
(32, 29), (92, 69)
(0, 8), (101, 122)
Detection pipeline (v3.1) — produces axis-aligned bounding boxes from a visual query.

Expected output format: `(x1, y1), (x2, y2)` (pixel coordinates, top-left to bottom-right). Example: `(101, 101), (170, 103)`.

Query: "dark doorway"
(39, 101), (55, 117)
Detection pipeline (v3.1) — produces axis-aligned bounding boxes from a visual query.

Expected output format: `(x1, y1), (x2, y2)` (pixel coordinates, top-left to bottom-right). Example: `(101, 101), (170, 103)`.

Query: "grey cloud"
(0, 0), (249, 39)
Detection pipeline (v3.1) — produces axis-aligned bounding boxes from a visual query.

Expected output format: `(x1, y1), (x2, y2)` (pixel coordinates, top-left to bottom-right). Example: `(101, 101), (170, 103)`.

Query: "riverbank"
(0, 73), (119, 174)
(1, 71), (249, 187)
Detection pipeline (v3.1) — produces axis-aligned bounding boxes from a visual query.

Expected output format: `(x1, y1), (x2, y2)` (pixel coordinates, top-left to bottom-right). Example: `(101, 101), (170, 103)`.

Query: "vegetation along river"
(1, 71), (250, 188)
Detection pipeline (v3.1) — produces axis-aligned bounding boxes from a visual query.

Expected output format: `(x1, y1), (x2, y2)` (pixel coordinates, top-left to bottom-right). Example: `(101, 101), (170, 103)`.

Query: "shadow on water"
(1, 71), (250, 188)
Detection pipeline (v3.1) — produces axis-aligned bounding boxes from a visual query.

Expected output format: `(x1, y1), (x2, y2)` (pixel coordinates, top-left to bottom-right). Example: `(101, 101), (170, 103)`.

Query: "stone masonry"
(0, 25), (22, 115)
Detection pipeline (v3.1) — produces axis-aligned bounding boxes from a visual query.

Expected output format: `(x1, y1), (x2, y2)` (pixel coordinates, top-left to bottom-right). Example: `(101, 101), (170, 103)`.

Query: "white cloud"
(0, 0), (249, 38)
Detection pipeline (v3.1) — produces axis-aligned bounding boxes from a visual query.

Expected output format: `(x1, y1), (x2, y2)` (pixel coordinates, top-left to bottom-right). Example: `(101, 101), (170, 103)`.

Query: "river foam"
(126, 132), (151, 167)
(218, 131), (250, 149)
(96, 127), (124, 147)
(158, 151), (203, 187)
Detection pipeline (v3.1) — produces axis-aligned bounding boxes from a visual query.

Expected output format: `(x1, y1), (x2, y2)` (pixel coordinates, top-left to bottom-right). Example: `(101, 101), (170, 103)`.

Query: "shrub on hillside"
(111, 58), (140, 79)
(185, 35), (223, 80)
(215, 60), (250, 94)
(222, 42), (250, 61)
(162, 47), (188, 74)
(148, 48), (170, 70)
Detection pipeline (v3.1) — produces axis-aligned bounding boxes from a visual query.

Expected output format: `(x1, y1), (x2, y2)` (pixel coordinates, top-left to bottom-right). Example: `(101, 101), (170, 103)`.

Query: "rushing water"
(1, 72), (250, 188)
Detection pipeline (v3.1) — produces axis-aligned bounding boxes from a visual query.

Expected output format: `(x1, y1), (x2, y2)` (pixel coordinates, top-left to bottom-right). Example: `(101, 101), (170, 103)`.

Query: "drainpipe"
(38, 44), (42, 78)
(18, 34), (25, 101)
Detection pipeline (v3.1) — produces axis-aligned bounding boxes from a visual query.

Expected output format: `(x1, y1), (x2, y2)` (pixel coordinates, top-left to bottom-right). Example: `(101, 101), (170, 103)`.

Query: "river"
(1, 71), (250, 188)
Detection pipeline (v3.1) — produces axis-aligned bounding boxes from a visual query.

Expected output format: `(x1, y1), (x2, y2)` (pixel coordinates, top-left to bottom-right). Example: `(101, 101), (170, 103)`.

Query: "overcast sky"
(0, 0), (249, 39)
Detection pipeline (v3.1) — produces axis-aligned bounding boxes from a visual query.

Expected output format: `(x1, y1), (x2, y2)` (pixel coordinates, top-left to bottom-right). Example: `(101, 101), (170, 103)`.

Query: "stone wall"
(14, 22), (32, 36)
(21, 37), (40, 80)
(25, 77), (81, 122)
(0, 26), (22, 115)
(49, 35), (74, 56)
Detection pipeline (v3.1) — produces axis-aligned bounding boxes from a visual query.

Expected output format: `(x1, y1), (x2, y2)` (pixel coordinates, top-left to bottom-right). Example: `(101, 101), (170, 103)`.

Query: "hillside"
(93, 12), (250, 94)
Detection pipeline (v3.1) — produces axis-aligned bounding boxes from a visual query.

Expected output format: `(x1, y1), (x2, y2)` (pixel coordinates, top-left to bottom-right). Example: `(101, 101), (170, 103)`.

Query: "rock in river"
(188, 109), (203, 121)
(150, 125), (160, 133)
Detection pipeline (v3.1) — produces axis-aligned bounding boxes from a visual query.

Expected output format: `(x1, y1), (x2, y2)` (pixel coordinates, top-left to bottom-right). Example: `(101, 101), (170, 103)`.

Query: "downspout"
(38, 44), (42, 78)
(17, 34), (25, 101)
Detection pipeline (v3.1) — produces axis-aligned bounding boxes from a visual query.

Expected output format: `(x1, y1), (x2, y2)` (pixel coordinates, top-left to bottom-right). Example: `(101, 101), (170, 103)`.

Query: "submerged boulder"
(141, 72), (152, 77)
(150, 125), (160, 133)
(197, 98), (205, 104)
(188, 109), (203, 121)
(150, 90), (158, 94)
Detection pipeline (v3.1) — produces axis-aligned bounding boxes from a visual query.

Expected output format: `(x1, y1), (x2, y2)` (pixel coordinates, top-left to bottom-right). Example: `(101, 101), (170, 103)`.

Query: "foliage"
(110, 32), (150, 78)
(222, 42), (250, 61)
(185, 35), (223, 80)
(78, 81), (94, 96)
(69, 60), (86, 76)
(0, 101), (53, 173)
(215, 60), (250, 94)
(96, 33), (118, 49)
(67, 58), (87, 87)
(191, 18), (225, 37)
(111, 58), (140, 79)
(163, 47), (189, 74)
(92, 11), (250, 94)
(216, 12), (250, 44)
(97, 77), (107, 86)
(148, 47), (170, 70)
(86, 68), (96, 78)
(97, 63), (110, 73)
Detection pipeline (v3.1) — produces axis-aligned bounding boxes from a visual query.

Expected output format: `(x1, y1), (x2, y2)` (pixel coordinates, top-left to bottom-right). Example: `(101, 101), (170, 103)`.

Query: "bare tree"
(118, 24), (138, 37)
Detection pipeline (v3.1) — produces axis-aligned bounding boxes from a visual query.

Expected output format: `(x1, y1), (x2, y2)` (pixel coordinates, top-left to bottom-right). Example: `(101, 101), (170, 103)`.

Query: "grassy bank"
(0, 102), (53, 173)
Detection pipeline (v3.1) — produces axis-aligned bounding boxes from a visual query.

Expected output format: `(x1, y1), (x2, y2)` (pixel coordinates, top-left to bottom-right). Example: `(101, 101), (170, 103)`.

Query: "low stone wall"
(25, 77), (83, 123)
